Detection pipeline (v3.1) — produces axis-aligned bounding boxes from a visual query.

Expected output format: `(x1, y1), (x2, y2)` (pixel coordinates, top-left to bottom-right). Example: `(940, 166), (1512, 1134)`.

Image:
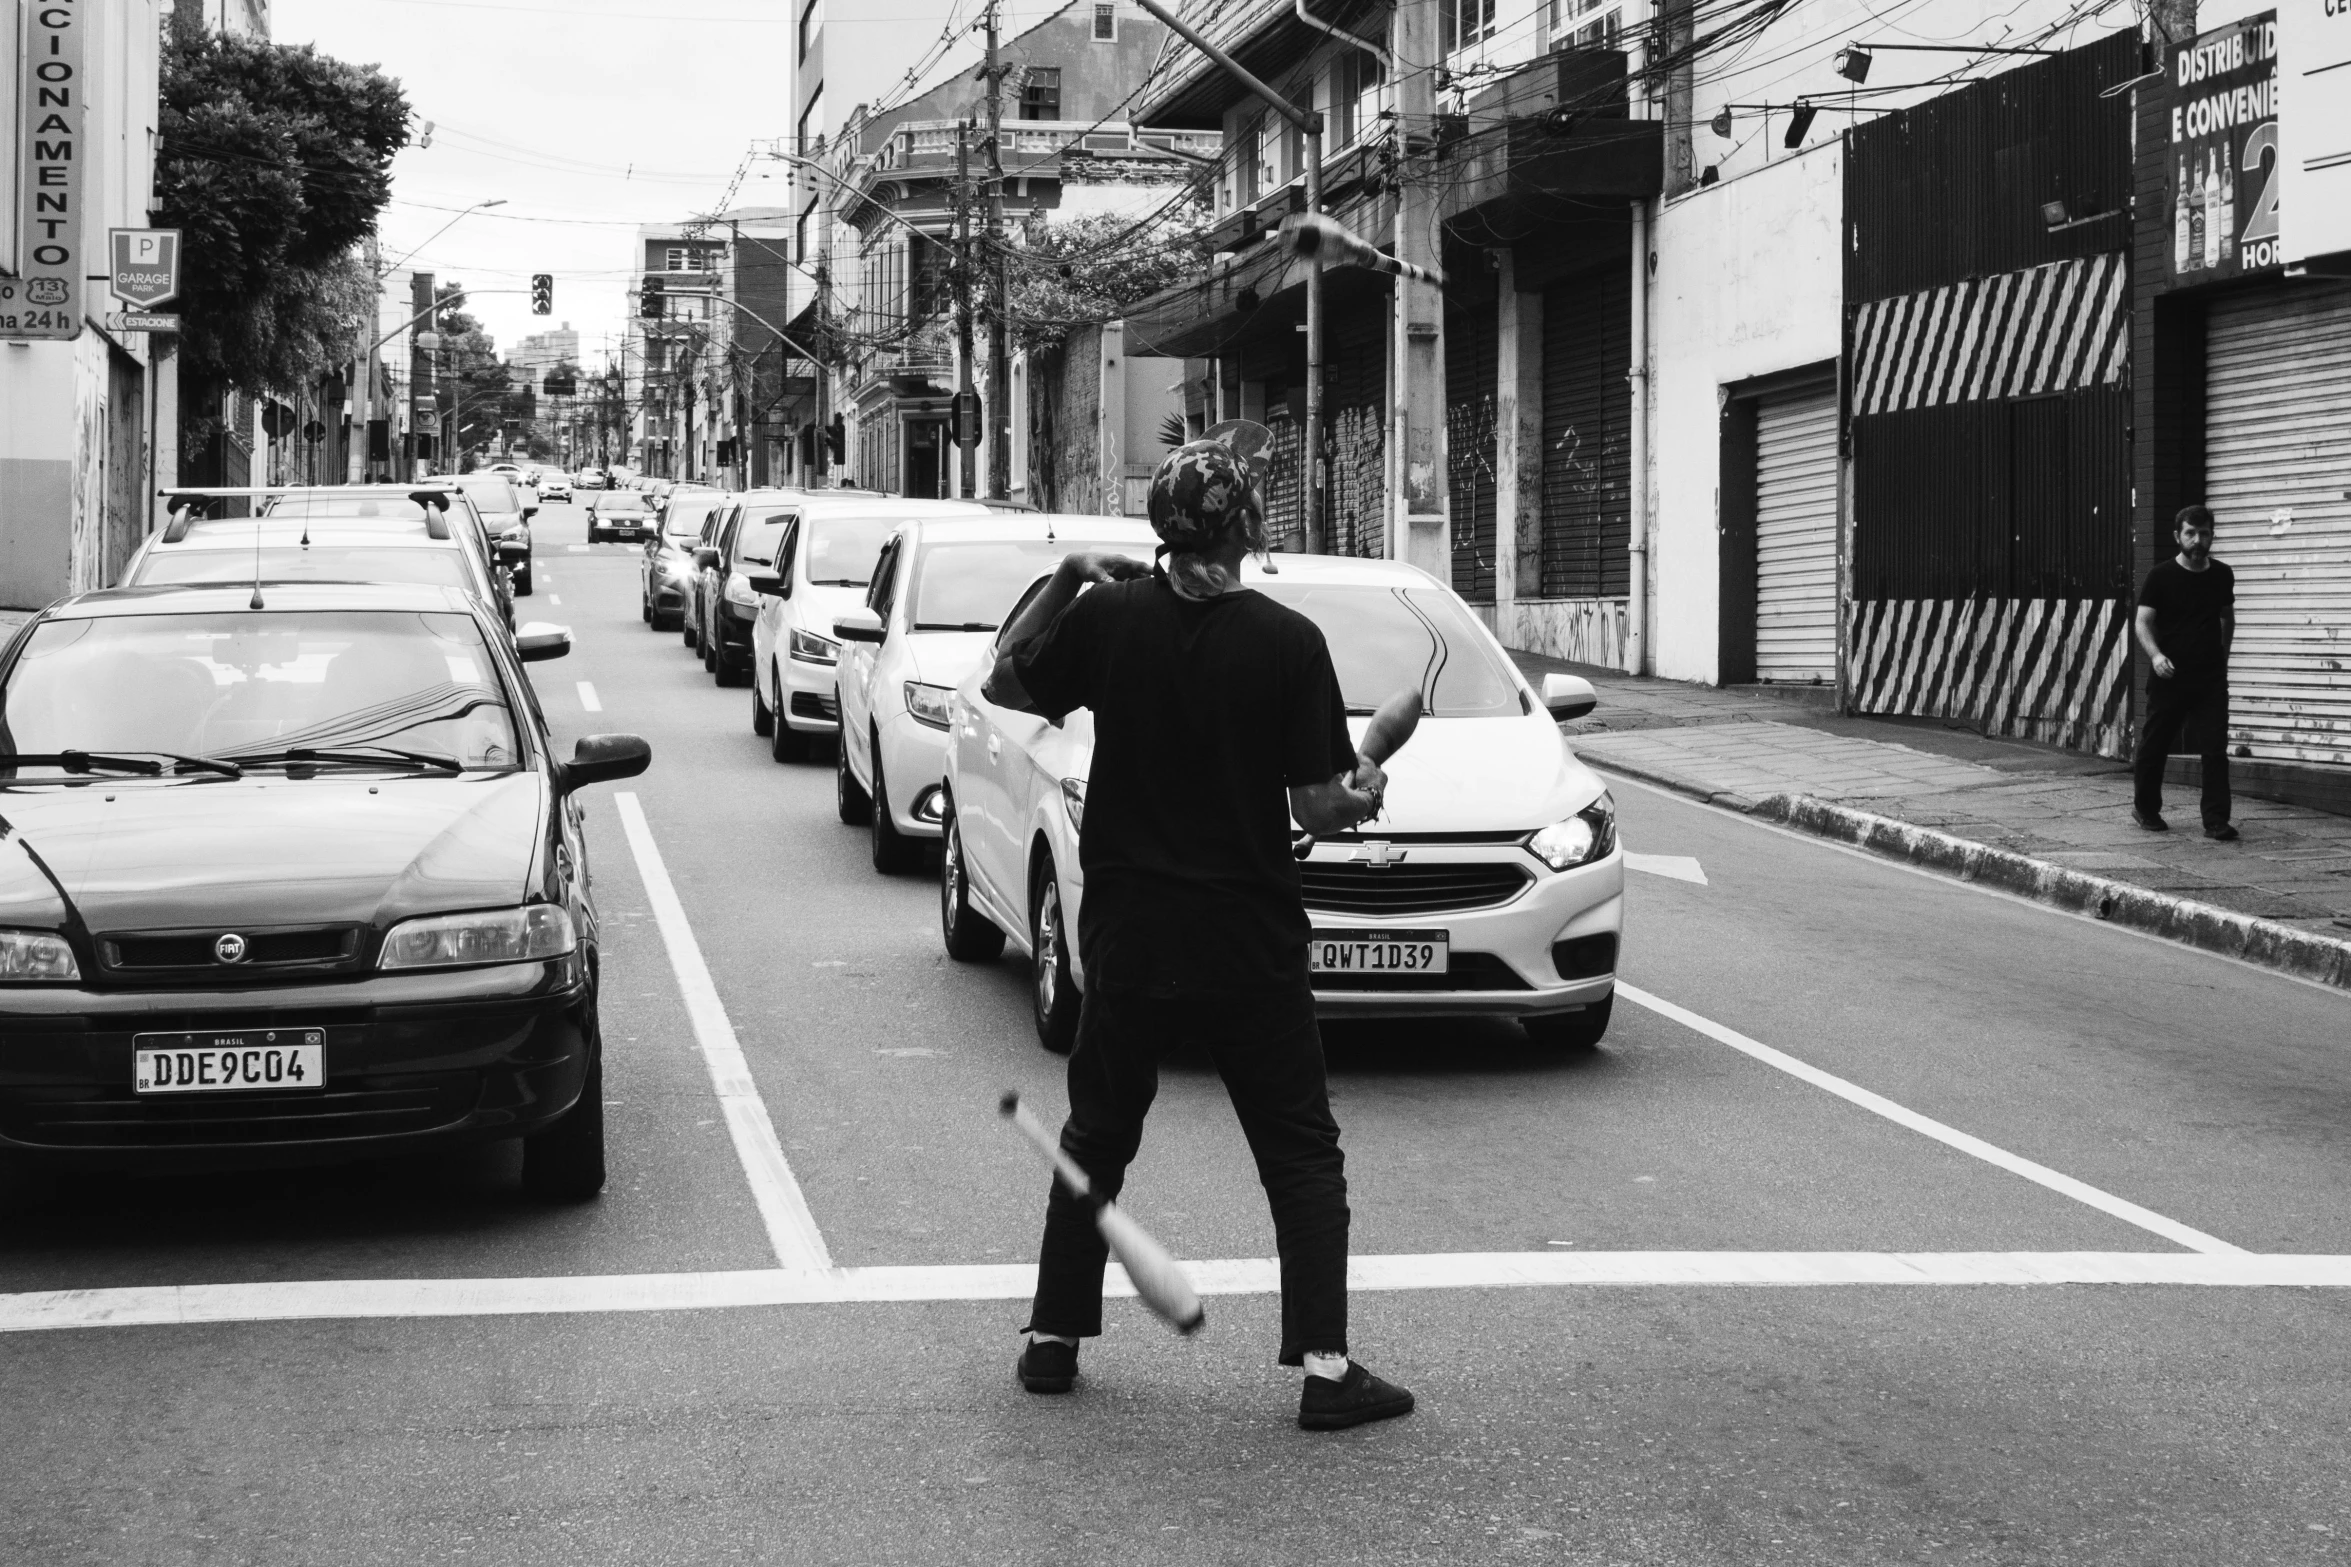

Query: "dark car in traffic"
(0, 582), (649, 1195)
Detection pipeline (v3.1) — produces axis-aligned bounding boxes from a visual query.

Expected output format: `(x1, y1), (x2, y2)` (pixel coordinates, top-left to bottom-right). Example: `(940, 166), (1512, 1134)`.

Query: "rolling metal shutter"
(1754, 383), (1841, 683)
(1540, 266), (1631, 598)
(1325, 304), (1387, 559)
(1446, 297), (1499, 602)
(2204, 283), (2351, 767)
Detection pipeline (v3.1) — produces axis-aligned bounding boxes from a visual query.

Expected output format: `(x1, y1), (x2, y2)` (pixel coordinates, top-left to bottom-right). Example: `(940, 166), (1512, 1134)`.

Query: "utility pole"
(983, 0), (1009, 499)
(956, 119), (978, 499)
(1390, 0), (1447, 575)
(408, 271), (436, 480)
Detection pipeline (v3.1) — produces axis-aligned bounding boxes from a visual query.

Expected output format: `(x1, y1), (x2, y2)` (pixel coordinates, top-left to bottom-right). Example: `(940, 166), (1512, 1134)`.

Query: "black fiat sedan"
(0, 582), (648, 1198)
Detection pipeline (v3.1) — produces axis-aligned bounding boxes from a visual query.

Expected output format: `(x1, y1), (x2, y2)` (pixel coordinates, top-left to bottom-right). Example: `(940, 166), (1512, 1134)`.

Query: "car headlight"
(1060, 777), (1086, 832)
(724, 572), (758, 607)
(790, 627), (838, 665)
(379, 905), (576, 970)
(1528, 793), (1617, 871)
(904, 681), (953, 730)
(0, 929), (78, 981)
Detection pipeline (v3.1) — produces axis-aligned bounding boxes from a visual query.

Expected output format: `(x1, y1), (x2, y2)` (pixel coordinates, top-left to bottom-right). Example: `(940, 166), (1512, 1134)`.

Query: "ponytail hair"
(1160, 489), (1268, 597)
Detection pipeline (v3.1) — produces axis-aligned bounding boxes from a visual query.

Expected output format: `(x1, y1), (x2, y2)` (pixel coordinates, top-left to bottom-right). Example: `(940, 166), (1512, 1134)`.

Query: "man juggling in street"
(981, 432), (1416, 1430)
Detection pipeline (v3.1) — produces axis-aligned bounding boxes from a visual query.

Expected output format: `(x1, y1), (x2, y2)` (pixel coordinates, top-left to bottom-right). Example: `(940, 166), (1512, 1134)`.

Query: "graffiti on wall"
(1326, 403), (1385, 559)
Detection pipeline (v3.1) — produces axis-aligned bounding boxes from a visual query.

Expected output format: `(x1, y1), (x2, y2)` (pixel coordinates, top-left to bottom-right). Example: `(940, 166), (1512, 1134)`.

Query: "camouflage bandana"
(1147, 440), (1263, 553)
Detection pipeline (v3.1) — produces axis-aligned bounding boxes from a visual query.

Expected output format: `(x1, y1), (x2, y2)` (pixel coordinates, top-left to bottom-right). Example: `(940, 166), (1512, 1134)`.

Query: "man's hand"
(1066, 551), (1152, 584)
(2151, 652), (2177, 680)
(1290, 765), (1382, 837)
(1346, 753), (1387, 817)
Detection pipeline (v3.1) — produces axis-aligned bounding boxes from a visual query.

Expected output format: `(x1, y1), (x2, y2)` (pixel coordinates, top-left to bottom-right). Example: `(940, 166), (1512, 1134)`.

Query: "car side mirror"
(558, 733), (651, 791)
(833, 606), (886, 644)
(521, 505), (539, 520)
(1541, 672), (1597, 721)
(744, 570), (785, 597)
(515, 622), (573, 662)
(695, 547), (720, 570)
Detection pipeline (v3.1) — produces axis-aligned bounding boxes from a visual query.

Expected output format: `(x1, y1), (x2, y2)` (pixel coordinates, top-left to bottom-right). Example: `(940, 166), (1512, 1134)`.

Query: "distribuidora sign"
(2159, 12), (2282, 285)
(5, 1), (84, 340)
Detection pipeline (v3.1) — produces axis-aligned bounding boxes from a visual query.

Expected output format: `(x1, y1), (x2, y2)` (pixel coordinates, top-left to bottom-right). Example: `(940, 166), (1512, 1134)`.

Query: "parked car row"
(634, 492), (1625, 1056)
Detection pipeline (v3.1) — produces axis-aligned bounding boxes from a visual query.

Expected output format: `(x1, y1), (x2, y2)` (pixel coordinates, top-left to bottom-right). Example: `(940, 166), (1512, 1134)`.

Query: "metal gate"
(1539, 266), (1630, 598)
(1753, 383), (1840, 683)
(1446, 297), (1498, 601)
(2205, 282), (2351, 768)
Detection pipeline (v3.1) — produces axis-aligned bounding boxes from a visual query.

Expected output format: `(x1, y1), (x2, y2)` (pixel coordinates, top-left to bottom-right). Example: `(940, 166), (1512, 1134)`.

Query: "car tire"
(522, 1036), (606, 1202)
(1522, 995), (1612, 1052)
(586, 525), (602, 544)
(1029, 857), (1080, 1055)
(836, 729), (873, 824)
(716, 645), (747, 688)
(640, 587), (652, 624)
(770, 668), (812, 762)
(702, 629), (719, 674)
(940, 805), (1006, 961)
(752, 677), (775, 735)
(869, 743), (922, 874)
(682, 613), (699, 650)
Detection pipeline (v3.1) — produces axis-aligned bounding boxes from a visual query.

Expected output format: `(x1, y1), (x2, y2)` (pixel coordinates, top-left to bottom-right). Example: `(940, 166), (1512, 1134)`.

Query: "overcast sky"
(272, 0), (1076, 370)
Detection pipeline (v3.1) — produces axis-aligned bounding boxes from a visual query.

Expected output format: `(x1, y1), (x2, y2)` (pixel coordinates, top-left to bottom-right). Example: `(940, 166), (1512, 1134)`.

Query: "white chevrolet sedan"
(938, 553), (1621, 1051)
(831, 514), (1158, 873)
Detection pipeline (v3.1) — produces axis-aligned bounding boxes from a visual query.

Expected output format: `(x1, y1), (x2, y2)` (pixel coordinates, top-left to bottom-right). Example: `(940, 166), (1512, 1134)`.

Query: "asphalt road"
(4, 496), (2347, 1565)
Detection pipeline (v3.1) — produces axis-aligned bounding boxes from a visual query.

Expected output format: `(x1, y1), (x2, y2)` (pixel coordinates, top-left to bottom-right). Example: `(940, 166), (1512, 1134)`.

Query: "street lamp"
(382, 198), (508, 278)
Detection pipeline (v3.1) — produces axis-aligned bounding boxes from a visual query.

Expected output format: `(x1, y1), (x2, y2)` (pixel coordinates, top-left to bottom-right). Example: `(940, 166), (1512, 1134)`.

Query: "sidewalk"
(1509, 652), (2351, 977)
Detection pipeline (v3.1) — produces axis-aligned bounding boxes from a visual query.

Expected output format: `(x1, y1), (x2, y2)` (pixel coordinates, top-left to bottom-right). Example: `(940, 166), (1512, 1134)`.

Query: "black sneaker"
(1297, 1362), (1415, 1430)
(2132, 809), (2169, 833)
(1016, 1338), (1078, 1394)
(2204, 822), (2240, 842)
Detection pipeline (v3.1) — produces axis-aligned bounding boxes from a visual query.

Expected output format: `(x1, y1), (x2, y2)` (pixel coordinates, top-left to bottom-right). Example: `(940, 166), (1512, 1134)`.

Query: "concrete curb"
(1582, 752), (2351, 992)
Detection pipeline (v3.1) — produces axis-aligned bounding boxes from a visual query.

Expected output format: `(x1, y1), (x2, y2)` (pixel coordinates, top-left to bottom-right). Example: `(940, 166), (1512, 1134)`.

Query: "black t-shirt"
(1007, 574), (1356, 996)
(2138, 558), (2235, 685)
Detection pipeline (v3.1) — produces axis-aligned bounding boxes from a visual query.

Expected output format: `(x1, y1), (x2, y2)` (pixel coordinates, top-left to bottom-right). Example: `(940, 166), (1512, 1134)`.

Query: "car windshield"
(663, 502), (715, 536)
(458, 478), (520, 514)
(1, 610), (521, 771)
(908, 538), (1103, 630)
(1256, 583), (1522, 718)
(599, 494), (650, 515)
(732, 508), (796, 568)
(131, 548), (472, 591)
(257, 495), (432, 526)
(803, 515), (909, 587)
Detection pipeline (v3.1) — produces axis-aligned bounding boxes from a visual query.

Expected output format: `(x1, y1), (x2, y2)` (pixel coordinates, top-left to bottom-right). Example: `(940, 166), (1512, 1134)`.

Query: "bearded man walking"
(2132, 504), (2237, 840)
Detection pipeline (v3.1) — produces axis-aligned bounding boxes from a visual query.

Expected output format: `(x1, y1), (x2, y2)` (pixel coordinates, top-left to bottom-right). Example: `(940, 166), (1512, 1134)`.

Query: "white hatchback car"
(829, 515), (1158, 873)
(743, 495), (987, 764)
(938, 553), (1622, 1051)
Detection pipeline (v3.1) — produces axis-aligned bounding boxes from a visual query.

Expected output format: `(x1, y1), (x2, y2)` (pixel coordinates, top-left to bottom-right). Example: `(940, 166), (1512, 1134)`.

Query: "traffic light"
(641, 276), (664, 320)
(531, 273), (553, 315)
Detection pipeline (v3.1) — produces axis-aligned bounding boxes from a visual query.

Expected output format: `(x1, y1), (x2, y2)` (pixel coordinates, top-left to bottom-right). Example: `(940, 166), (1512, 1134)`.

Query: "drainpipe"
(1293, 0), (1391, 73)
(1627, 198), (1649, 677)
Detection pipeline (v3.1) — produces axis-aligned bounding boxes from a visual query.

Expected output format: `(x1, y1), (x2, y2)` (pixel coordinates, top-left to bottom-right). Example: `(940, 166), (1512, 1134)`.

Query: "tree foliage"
(156, 22), (408, 391)
(1005, 203), (1214, 351)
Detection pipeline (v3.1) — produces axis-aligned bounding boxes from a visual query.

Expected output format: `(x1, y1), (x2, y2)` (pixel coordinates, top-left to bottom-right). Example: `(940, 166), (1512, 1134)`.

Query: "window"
(796, 198), (817, 264)
(908, 233), (949, 320)
(798, 0), (820, 62)
(1236, 114), (1261, 205)
(797, 85), (824, 157)
(664, 247), (718, 273)
(1092, 3), (1115, 40)
(1331, 50), (1384, 149)
(1018, 66), (1061, 121)
(1440, 0), (1496, 55)
(1550, 0), (1621, 48)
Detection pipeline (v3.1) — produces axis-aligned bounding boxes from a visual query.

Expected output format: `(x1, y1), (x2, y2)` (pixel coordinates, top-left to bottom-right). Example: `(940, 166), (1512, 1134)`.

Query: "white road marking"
(1616, 983), (2243, 1255)
(567, 544), (589, 552)
(548, 594), (562, 605)
(1624, 852), (1707, 884)
(613, 792), (833, 1269)
(576, 681), (602, 712)
(6, 1251), (2348, 1334)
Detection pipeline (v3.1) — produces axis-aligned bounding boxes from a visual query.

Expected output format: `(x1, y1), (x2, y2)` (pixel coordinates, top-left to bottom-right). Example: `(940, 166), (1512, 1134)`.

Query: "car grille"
(1312, 952), (1531, 992)
(1298, 861), (1531, 916)
(0, 1075), (479, 1150)
(98, 926), (364, 983)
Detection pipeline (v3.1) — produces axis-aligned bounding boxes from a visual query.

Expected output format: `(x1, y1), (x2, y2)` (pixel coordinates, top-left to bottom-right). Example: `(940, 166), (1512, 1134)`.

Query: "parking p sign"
(109, 229), (181, 309)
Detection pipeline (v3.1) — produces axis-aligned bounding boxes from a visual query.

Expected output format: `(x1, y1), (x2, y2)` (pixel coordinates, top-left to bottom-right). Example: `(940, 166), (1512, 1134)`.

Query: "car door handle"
(985, 732), (1002, 759)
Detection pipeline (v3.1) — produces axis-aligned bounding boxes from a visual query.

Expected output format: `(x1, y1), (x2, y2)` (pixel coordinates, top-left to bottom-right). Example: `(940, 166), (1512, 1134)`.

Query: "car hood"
(905, 630), (994, 689)
(1026, 708), (1603, 833)
(0, 773), (544, 936)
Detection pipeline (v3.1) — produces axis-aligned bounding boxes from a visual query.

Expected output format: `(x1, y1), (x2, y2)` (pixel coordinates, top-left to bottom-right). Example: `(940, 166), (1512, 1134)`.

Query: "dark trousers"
(2134, 679), (2231, 828)
(1024, 979), (1349, 1365)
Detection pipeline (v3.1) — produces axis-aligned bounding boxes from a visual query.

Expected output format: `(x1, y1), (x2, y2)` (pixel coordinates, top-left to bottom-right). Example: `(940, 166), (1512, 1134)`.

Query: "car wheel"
(752, 675), (775, 735)
(702, 628), (719, 673)
(1029, 858), (1080, 1055)
(586, 525), (601, 543)
(940, 804), (1006, 961)
(716, 645), (747, 688)
(682, 612), (699, 649)
(869, 743), (922, 874)
(836, 728), (872, 824)
(522, 1032), (606, 1201)
(1522, 995), (1613, 1052)
(640, 586), (652, 624)
(771, 670), (813, 762)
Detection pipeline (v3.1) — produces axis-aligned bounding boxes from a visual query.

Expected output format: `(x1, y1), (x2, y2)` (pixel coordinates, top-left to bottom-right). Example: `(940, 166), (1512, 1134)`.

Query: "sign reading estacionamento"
(7, 1), (84, 340)
(108, 229), (181, 309)
(2159, 12), (2283, 287)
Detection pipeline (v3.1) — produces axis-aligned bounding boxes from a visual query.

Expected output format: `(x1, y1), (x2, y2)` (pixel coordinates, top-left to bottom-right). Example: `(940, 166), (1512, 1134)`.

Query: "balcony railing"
(870, 119), (1220, 174)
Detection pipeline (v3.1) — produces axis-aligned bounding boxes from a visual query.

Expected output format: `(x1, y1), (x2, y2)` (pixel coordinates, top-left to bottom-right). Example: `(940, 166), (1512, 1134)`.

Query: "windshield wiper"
(0, 750), (242, 779)
(233, 745), (465, 773)
(912, 622), (998, 632)
(809, 578), (864, 587)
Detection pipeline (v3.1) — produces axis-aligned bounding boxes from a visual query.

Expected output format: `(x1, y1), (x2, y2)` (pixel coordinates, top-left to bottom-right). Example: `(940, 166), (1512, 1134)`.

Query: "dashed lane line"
(6, 1252), (2349, 1334)
(577, 682), (601, 713)
(1624, 852), (1707, 884)
(1618, 983), (2242, 1255)
(613, 791), (832, 1270)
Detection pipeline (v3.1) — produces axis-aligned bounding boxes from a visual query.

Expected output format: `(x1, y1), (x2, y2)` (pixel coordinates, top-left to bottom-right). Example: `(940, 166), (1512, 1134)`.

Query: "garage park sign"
(3, 1), (83, 339)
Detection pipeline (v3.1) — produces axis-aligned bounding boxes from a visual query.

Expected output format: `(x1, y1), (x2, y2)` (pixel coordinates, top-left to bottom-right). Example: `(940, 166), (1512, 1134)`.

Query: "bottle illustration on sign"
(2188, 151), (2207, 273)
(2217, 143), (2236, 267)
(2174, 154), (2193, 273)
(2203, 148), (2223, 270)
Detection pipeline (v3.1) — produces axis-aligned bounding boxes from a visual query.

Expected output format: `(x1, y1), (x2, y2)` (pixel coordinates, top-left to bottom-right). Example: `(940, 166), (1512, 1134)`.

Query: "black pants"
(2134, 679), (2231, 828)
(1024, 979), (1348, 1365)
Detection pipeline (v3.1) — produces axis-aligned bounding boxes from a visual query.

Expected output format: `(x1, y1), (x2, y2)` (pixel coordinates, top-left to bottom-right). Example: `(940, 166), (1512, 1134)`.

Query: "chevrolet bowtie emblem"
(1350, 841), (1406, 868)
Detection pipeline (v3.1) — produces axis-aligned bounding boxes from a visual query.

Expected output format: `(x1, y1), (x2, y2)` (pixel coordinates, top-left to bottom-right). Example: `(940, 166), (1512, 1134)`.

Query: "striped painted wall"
(1848, 597), (2132, 759)
(1850, 253), (2128, 418)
